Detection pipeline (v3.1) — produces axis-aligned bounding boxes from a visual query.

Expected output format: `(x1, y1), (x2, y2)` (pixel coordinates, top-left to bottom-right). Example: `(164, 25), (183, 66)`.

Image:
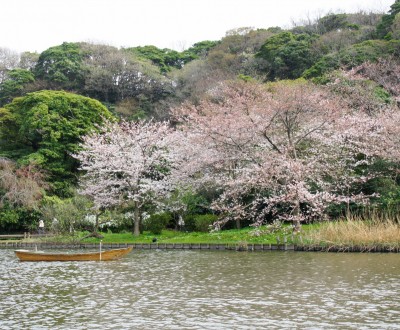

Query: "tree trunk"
(293, 198), (301, 233)
(133, 201), (140, 236)
(91, 210), (105, 236)
(94, 213), (100, 234)
(236, 218), (241, 229)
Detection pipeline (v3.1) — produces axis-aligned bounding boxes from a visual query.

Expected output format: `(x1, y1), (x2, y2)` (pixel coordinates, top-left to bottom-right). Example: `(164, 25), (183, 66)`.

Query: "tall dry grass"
(303, 217), (400, 250)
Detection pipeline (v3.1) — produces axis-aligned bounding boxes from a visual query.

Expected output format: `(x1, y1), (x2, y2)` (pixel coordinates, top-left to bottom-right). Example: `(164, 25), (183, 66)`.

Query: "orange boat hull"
(14, 246), (133, 261)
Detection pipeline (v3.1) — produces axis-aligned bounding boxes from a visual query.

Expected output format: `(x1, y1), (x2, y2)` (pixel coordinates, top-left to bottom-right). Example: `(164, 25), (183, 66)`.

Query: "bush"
(182, 215), (196, 231)
(0, 205), (40, 233)
(194, 214), (218, 232)
(144, 213), (172, 235)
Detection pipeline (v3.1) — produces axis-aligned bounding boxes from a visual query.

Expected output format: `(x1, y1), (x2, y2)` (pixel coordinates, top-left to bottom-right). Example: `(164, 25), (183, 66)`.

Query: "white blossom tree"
(75, 120), (181, 236)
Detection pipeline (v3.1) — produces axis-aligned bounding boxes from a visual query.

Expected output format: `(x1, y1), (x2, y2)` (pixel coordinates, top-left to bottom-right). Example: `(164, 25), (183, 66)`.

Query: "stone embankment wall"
(0, 242), (398, 252)
(1, 242), (293, 251)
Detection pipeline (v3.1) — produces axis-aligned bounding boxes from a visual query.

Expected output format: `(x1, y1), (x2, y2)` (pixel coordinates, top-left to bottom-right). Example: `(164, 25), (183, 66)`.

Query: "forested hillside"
(0, 1), (399, 234)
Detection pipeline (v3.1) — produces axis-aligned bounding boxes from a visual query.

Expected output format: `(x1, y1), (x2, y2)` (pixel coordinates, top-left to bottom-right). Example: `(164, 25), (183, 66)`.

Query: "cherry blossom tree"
(74, 120), (181, 236)
(174, 80), (400, 231)
(74, 80), (400, 234)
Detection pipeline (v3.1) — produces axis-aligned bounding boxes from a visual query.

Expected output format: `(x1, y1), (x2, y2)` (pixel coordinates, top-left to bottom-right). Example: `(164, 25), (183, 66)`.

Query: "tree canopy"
(257, 32), (318, 80)
(34, 42), (85, 90)
(0, 90), (114, 195)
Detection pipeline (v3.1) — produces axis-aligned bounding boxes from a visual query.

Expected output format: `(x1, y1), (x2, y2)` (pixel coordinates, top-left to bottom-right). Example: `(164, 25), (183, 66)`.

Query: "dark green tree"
(0, 90), (114, 195)
(181, 40), (219, 60)
(316, 13), (350, 34)
(376, 0), (400, 39)
(257, 32), (318, 80)
(125, 42), (219, 74)
(34, 42), (85, 90)
(0, 69), (35, 106)
(124, 45), (184, 73)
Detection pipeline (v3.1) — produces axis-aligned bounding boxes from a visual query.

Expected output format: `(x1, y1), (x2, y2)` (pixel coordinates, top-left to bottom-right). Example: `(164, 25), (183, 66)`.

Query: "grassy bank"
(30, 226), (286, 245)
(21, 220), (400, 250)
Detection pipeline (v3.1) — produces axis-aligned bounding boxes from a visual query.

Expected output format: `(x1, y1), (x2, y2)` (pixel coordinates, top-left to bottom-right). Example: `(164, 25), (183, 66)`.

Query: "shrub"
(183, 214), (196, 232)
(144, 213), (172, 235)
(0, 205), (40, 233)
(194, 214), (218, 232)
(303, 40), (400, 79)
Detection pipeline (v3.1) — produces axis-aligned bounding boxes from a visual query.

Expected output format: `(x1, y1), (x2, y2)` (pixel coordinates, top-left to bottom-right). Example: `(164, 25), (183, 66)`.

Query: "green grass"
(27, 226), (296, 245)
(81, 227), (284, 244)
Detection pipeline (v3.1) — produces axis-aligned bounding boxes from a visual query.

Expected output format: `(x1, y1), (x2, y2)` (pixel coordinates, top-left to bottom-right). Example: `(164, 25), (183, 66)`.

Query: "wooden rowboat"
(14, 246), (133, 262)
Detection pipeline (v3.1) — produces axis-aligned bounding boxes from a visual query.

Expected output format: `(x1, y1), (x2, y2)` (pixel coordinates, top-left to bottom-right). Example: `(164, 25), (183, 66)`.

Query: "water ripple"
(0, 249), (399, 329)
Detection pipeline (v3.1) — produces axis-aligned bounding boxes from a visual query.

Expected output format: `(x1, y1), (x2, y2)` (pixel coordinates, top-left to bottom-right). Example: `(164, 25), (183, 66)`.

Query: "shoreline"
(1, 241), (399, 253)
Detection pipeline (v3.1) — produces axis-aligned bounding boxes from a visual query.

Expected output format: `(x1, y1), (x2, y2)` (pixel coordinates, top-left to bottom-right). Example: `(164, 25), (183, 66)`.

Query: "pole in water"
(100, 240), (102, 261)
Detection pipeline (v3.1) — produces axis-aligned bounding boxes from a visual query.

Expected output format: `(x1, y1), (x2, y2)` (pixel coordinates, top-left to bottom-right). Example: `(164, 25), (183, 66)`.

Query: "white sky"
(0, 0), (394, 53)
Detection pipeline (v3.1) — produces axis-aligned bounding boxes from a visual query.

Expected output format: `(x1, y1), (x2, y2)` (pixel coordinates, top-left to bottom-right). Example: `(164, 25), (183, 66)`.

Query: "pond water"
(0, 249), (399, 329)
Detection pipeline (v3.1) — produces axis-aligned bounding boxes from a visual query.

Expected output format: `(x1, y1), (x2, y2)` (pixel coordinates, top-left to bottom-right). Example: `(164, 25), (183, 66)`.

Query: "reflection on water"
(0, 249), (399, 329)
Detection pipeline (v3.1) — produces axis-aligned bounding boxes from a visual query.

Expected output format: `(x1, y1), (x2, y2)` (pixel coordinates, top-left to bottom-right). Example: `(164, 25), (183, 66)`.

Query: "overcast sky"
(0, 0), (394, 53)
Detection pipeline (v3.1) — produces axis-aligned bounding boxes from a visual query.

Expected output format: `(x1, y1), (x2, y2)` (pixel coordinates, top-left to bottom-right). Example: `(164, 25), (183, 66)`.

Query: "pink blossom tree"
(174, 80), (400, 231)
(74, 120), (181, 236)
(74, 80), (400, 234)
(0, 158), (47, 209)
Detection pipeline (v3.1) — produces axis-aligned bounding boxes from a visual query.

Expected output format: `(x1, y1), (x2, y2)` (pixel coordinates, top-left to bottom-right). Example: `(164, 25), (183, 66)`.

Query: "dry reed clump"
(304, 218), (400, 250)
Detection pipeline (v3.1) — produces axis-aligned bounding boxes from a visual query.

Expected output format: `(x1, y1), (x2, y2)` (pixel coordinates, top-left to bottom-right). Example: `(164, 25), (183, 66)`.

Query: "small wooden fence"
(0, 233), (53, 240)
